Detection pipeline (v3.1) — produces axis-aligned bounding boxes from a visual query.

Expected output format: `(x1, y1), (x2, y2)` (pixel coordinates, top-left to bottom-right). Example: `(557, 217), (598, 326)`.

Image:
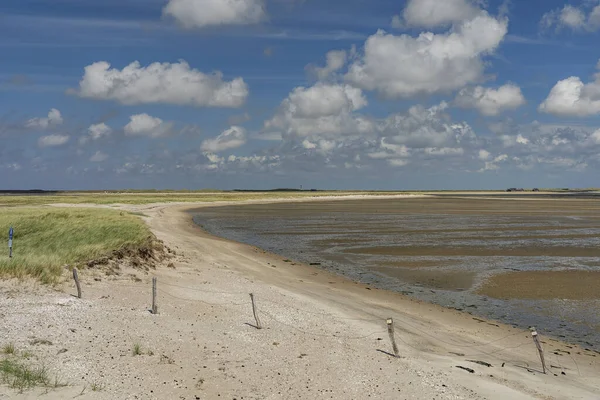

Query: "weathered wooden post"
(73, 268), (82, 299)
(250, 293), (262, 329)
(530, 327), (546, 374)
(8, 226), (13, 258)
(387, 318), (399, 357)
(152, 277), (158, 315)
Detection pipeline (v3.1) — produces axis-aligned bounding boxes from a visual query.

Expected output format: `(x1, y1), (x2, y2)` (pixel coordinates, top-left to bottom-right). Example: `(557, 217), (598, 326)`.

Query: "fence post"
(152, 277), (158, 315)
(73, 268), (82, 299)
(530, 327), (546, 374)
(387, 318), (399, 358)
(250, 293), (262, 329)
(8, 226), (13, 258)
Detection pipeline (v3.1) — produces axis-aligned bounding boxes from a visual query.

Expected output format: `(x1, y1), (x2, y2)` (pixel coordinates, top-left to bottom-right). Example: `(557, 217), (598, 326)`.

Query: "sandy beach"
(1, 196), (600, 399)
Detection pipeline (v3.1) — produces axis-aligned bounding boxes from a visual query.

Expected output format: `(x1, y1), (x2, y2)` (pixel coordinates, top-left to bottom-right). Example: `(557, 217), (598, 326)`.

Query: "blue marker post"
(8, 226), (13, 258)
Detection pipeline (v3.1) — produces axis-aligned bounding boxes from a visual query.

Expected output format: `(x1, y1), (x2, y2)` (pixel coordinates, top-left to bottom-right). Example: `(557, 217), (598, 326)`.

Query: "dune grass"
(0, 208), (151, 284)
(0, 358), (49, 391)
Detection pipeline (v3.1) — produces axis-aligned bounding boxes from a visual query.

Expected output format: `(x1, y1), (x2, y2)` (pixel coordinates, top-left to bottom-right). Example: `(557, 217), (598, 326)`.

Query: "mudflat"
(478, 270), (600, 300)
(195, 195), (600, 347)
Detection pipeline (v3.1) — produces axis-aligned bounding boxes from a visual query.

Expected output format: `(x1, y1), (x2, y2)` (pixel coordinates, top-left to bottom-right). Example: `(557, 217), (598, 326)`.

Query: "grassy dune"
(0, 208), (151, 283)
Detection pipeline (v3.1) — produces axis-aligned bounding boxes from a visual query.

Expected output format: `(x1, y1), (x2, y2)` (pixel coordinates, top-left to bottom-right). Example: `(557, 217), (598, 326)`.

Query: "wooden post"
(152, 277), (158, 315)
(250, 293), (262, 329)
(530, 327), (546, 374)
(8, 226), (13, 258)
(73, 268), (82, 299)
(387, 318), (399, 358)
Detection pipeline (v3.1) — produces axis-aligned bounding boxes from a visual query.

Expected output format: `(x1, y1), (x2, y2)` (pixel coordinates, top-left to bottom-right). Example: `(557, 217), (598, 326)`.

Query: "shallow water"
(192, 196), (600, 348)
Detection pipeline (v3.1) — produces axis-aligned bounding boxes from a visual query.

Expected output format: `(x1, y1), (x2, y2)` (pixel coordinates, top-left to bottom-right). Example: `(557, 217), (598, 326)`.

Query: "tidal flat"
(193, 195), (600, 348)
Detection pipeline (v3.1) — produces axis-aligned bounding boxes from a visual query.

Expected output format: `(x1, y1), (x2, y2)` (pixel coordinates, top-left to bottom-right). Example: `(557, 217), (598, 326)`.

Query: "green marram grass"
(0, 208), (151, 284)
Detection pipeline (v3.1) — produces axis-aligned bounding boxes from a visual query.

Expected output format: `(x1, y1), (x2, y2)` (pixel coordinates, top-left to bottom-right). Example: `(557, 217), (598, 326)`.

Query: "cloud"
(202, 152), (280, 172)
(590, 129), (600, 144)
(90, 151), (109, 162)
(302, 139), (317, 149)
(25, 108), (63, 129)
(307, 49), (348, 80)
(478, 149), (491, 160)
(394, 0), (482, 29)
(163, 0), (266, 29)
(79, 123), (112, 145)
(454, 84), (526, 116)
(539, 62), (600, 116)
(286, 83), (366, 118)
(540, 2), (600, 32)
(481, 121), (598, 174)
(201, 126), (247, 152)
(124, 114), (174, 138)
(479, 153), (508, 172)
(424, 147), (465, 156)
(38, 134), (69, 147)
(2, 163), (22, 171)
(345, 14), (508, 98)
(380, 102), (477, 148)
(88, 123), (112, 140)
(73, 61), (248, 108)
(264, 83), (371, 139)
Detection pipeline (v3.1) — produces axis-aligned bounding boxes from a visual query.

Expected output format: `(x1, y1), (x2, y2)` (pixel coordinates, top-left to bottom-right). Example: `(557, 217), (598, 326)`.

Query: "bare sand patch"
(478, 270), (600, 300)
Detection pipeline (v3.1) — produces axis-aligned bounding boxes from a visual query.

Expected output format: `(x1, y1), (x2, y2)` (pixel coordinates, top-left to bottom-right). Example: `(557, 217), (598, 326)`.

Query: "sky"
(1, 0), (600, 190)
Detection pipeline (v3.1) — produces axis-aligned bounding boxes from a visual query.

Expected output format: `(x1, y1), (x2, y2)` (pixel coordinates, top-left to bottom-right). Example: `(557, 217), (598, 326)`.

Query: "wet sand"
(194, 195), (600, 347)
(479, 270), (600, 300)
(372, 266), (476, 291)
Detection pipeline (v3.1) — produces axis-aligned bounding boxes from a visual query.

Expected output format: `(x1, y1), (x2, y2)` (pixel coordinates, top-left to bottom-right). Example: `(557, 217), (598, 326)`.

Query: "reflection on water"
(192, 196), (600, 348)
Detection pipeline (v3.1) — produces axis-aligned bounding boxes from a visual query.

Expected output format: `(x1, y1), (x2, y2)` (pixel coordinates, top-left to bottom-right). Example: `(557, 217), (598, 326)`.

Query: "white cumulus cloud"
(201, 126), (247, 153)
(90, 151), (109, 162)
(455, 84), (526, 116)
(124, 114), (173, 138)
(80, 123), (112, 145)
(380, 102), (477, 149)
(264, 83), (372, 138)
(88, 123), (112, 140)
(540, 3), (600, 32)
(590, 129), (600, 144)
(26, 108), (63, 129)
(394, 0), (481, 29)
(163, 0), (266, 29)
(38, 134), (69, 147)
(346, 13), (508, 98)
(307, 50), (348, 81)
(478, 149), (491, 160)
(73, 61), (248, 108)
(479, 153), (508, 172)
(539, 63), (600, 117)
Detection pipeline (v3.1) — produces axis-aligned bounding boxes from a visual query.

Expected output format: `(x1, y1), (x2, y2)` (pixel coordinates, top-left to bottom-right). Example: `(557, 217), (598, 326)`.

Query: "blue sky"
(1, 0), (600, 190)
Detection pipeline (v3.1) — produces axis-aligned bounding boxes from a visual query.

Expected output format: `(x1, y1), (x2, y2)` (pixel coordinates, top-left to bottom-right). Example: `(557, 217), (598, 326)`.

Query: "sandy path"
(1, 197), (599, 399)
